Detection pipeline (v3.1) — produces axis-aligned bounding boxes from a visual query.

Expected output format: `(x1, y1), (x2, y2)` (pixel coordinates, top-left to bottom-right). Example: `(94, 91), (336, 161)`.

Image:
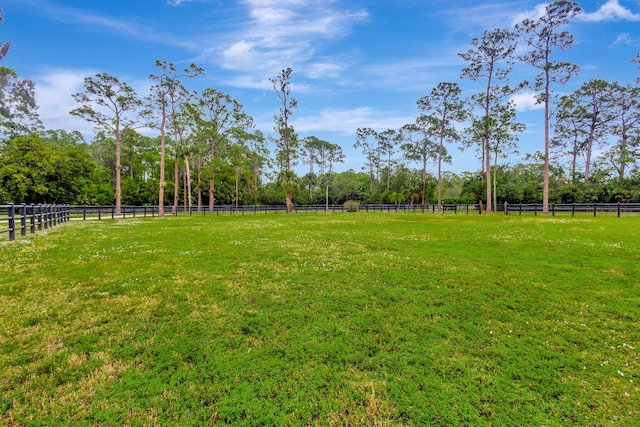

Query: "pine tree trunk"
(286, 191), (293, 213)
(115, 131), (122, 215)
(173, 155), (179, 214)
(185, 154), (192, 210)
(197, 155), (202, 211)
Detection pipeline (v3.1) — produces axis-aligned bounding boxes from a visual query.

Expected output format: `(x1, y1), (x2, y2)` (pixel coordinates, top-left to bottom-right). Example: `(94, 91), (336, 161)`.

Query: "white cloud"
(31, 1), (144, 36)
(33, 69), (155, 140)
(442, 2), (533, 29)
(249, 7), (296, 25)
(511, 0), (640, 26)
(511, 3), (550, 26)
(579, 0), (640, 22)
(222, 40), (258, 69)
(360, 58), (461, 93)
(510, 92), (544, 112)
(292, 107), (414, 134)
(307, 61), (345, 79)
(34, 69), (95, 136)
(208, 1), (368, 85)
(20, 0), (195, 50)
(609, 33), (635, 47)
(243, 0), (308, 8)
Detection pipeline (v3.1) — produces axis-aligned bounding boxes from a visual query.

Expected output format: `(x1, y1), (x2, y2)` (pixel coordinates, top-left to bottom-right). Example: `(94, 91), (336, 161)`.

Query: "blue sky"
(2, 0), (639, 175)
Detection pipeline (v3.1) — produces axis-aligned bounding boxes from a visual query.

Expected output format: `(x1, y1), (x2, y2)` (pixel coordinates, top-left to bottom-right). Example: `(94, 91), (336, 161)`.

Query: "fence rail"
(2, 202), (638, 242)
(0, 204), (70, 241)
(503, 202), (640, 217)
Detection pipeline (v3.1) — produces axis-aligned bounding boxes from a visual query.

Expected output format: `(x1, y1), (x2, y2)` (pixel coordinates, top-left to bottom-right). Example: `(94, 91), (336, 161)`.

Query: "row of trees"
(1, 2), (639, 211)
(353, 2), (638, 214)
(4, 127), (636, 207)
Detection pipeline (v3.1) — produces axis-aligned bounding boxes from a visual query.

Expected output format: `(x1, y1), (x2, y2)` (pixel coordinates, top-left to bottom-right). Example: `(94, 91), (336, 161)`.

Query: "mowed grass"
(0, 212), (639, 426)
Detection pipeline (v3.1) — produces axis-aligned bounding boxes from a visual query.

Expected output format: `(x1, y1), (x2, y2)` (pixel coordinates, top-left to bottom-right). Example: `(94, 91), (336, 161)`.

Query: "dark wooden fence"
(2, 202), (638, 242)
(0, 204), (71, 241)
(175, 203), (484, 215)
(503, 202), (640, 217)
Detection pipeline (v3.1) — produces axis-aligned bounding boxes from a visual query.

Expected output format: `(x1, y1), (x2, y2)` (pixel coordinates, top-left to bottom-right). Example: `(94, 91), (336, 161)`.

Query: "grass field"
(0, 213), (639, 426)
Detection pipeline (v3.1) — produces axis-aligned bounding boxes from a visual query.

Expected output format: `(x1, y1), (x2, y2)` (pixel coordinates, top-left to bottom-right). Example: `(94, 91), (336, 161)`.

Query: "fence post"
(572, 203), (575, 217)
(504, 202), (508, 216)
(111, 205), (115, 219)
(37, 204), (43, 230)
(593, 203), (597, 217)
(43, 205), (48, 229)
(8, 203), (15, 241)
(618, 203), (621, 218)
(20, 203), (27, 236)
(534, 204), (537, 216)
(551, 204), (555, 216)
(98, 205), (101, 220)
(29, 204), (35, 233)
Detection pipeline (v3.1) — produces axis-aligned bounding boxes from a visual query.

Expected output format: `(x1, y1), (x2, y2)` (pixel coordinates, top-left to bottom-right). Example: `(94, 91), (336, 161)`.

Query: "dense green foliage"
(0, 134), (102, 204)
(1, 214), (638, 425)
(3, 128), (639, 206)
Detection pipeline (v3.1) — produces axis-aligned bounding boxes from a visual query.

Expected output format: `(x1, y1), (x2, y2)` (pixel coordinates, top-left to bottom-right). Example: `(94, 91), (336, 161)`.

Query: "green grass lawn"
(1, 213), (639, 426)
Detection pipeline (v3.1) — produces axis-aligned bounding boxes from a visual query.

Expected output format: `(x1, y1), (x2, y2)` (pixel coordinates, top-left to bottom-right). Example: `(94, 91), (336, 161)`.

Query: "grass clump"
(1, 213), (639, 425)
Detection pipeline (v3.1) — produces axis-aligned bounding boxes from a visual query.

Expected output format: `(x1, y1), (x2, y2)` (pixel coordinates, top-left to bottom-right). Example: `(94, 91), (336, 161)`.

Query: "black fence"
(2, 202), (638, 242)
(175, 203), (485, 215)
(61, 203), (485, 218)
(0, 204), (71, 241)
(503, 203), (640, 217)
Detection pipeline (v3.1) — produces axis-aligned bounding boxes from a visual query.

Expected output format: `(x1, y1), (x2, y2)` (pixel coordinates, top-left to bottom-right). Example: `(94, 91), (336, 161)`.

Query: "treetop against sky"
(1, 0), (639, 173)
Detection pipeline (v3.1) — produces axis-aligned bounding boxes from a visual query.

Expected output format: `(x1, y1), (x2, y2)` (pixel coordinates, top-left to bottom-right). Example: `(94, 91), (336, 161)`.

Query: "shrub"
(441, 197), (477, 204)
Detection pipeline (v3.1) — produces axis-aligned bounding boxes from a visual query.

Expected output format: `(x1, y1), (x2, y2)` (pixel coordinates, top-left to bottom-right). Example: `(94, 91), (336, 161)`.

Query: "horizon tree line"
(1, 1), (639, 210)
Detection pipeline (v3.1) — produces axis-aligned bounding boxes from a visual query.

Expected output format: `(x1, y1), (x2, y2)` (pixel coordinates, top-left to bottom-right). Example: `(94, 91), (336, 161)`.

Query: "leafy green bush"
(441, 197), (477, 204)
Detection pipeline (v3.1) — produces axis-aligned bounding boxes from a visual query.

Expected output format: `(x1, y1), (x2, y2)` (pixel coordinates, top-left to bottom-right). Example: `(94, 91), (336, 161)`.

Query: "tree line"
(0, 2), (639, 213)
